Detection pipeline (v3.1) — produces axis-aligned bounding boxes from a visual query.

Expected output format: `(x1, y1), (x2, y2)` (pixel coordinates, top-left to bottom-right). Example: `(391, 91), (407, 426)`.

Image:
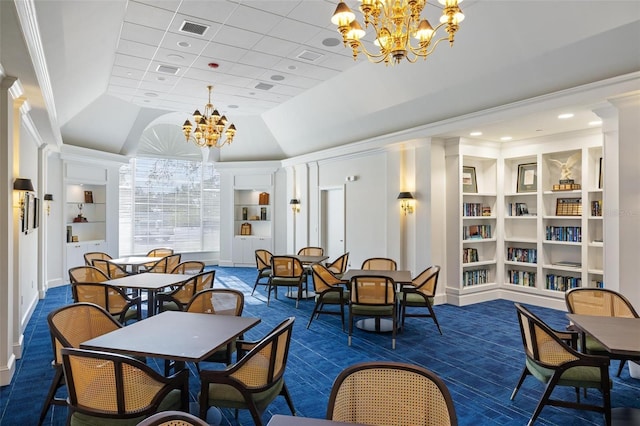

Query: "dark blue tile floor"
(1, 266), (639, 425)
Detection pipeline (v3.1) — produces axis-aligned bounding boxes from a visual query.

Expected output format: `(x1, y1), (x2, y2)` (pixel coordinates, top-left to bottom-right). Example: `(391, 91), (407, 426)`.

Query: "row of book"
(545, 274), (581, 291)
(506, 247), (537, 263)
(592, 280), (604, 288)
(545, 226), (582, 242)
(507, 270), (536, 287)
(507, 202), (530, 216)
(463, 225), (492, 240)
(462, 203), (491, 217)
(462, 269), (489, 287)
(463, 248), (479, 263)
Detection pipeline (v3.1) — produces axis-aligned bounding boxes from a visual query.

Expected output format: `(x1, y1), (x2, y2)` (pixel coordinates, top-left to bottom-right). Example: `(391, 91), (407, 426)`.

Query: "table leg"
(147, 290), (156, 316)
(356, 318), (394, 332)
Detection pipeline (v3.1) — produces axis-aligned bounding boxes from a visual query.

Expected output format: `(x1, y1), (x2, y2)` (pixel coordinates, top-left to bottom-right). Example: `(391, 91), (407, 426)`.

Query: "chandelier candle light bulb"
(332, 0), (464, 65)
(182, 85), (237, 148)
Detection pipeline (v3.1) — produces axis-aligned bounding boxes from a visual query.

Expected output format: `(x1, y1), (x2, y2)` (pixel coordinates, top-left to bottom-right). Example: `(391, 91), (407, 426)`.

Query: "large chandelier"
(182, 85), (237, 148)
(331, 0), (464, 65)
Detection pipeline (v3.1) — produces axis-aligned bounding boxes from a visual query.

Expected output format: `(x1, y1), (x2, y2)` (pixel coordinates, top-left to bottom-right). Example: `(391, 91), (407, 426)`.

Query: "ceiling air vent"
(180, 20), (209, 36)
(156, 64), (180, 75)
(255, 82), (274, 91)
(297, 50), (323, 62)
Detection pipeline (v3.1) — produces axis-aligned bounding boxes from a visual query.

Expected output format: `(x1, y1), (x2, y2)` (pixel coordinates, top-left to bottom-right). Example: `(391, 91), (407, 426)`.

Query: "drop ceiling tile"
(240, 1), (300, 16)
(199, 44), (247, 64)
(155, 47), (199, 67)
(226, 62), (265, 80)
(267, 17), (323, 45)
(109, 75), (143, 88)
(120, 22), (166, 46)
(238, 50), (281, 68)
(116, 39), (158, 60)
(252, 35), (300, 57)
(124, 1), (176, 31)
(111, 65), (146, 80)
(160, 31), (212, 54)
(209, 25), (263, 50)
(131, 0), (182, 12)
(114, 53), (154, 70)
(288, 1), (337, 28)
(224, 4), (283, 35)
(175, 0), (239, 24)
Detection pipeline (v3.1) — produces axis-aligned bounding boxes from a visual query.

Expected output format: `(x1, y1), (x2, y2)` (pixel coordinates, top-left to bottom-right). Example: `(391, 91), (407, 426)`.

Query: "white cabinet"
(65, 184), (106, 243)
(66, 240), (107, 270)
(234, 190), (272, 237)
(232, 236), (273, 265)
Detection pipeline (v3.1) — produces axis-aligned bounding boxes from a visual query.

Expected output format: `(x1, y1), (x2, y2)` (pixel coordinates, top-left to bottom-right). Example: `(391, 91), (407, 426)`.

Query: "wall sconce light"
(44, 193), (54, 215)
(397, 191), (415, 215)
(13, 178), (34, 219)
(289, 198), (300, 213)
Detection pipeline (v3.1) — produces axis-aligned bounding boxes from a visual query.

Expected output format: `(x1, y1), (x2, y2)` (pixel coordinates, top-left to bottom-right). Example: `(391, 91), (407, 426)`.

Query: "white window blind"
(119, 158), (220, 255)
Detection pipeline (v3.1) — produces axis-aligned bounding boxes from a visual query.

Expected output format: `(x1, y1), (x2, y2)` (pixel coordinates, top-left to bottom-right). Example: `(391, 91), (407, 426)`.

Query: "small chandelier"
(331, 0), (464, 65)
(182, 85), (237, 148)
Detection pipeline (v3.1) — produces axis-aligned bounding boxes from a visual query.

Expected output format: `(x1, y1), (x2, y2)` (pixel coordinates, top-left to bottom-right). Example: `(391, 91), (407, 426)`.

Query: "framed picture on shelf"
(462, 166), (477, 193)
(598, 157), (603, 189)
(517, 163), (537, 193)
(84, 190), (94, 203)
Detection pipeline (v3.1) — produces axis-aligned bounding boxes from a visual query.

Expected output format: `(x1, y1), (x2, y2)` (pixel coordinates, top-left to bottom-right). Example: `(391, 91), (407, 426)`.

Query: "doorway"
(320, 186), (345, 262)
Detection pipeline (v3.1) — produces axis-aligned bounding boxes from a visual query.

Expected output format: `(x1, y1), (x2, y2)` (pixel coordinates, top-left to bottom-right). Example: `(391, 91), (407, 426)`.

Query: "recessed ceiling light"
(558, 113), (574, 119)
(500, 136), (513, 141)
(469, 131), (482, 136)
(144, 92), (158, 98)
(271, 75), (285, 81)
(177, 41), (191, 48)
(157, 76), (166, 81)
(126, 72), (133, 76)
(167, 54), (184, 60)
(228, 105), (239, 109)
(288, 65), (297, 70)
(589, 120), (603, 126)
(322, 37), (341, 47)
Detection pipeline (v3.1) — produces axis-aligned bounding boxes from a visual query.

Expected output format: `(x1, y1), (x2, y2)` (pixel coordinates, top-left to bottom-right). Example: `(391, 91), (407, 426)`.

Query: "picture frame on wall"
(462, 166), (478, 193)
(517, 163), (537, 193)
(21, 193), (30, 233)
(33, 197), (40, 230)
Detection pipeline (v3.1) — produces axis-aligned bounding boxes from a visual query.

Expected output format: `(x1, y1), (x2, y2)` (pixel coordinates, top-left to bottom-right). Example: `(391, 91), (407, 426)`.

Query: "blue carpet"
(1, 266), (639, 425)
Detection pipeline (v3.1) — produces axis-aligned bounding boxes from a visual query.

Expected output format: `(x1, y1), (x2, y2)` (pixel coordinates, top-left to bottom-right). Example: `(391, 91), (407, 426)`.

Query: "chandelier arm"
(407, 34), (451, 58)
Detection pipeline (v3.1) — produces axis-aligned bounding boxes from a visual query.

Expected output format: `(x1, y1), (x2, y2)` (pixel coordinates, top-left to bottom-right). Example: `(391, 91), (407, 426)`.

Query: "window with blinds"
(119, 158), (220, 255)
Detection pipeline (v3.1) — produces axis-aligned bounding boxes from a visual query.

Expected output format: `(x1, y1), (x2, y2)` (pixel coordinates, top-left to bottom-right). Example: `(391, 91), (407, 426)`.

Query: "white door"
(321, 187), (345, 262)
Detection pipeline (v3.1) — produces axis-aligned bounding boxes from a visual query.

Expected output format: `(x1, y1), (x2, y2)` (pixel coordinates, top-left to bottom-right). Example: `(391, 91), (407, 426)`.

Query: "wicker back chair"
(297, 246), (324, 256)
(511, 303), (611, 426)
(39, 303), (123, 426)
(565, 287), (639, 377)
(170, 261), (205, 274)
(400, 265), (442, 334)
(252, 249), (273, 295)
(325, 252), (349, 277)
(91, 259), (130, 279)
(146, 254), (182, 273)
(68, 265), (109, 284)
(198, 317), (296, 425)
(327, 361), (458, 426)
(186, 289), (245, 368)
(83, 251), (112, 266)
(157, 270), (215, 312)
(349, 275), (398, 349)
(61, 348), (189, 424)
(147, 248), (174, 257)
(268, 256), (305, 308)
(307, 263), (348, 331)
(360, 257), (397, 271)
(136, 411), (209, 426)
(72, 282), (142, 324)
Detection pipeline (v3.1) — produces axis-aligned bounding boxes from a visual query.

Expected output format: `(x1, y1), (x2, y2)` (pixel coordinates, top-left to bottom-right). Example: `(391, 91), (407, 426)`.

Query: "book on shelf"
(463, 203), (490, 217)
(463, 248), (479, 263)
(506, 247), (537, 263)
(546, 274), (581, 291)
(556, 198), (582, 216)
(463, 224), (492, 240)
(545, 226), (582, 242)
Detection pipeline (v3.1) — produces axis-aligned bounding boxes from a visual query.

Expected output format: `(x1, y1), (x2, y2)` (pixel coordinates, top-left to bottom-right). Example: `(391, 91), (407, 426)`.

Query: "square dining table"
(105, 273), (191, 316)
(80, 311), (261, 371)
(109, 256), (159, 273)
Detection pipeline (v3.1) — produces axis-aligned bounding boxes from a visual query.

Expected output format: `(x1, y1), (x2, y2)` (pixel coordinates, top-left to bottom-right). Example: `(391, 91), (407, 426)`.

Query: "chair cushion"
(402, 292), (434, 306)
(70, 388), (183, 426)
(258, 269), (271, 278)
(270, 278), (301, 286)
(159, 301), (181, 312)
(525, 357), (611, 390)
(351, 305), (395, 316)
(203, 377), (284, 412)
(317, 291), (349, 303)
(585, 335), (607, 354)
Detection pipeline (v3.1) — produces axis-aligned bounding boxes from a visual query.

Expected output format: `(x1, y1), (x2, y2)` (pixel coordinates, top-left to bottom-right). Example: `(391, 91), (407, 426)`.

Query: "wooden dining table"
(80, 311), (261, 371)
(105, 273), (191, 316)
(566, 314), (640, 357)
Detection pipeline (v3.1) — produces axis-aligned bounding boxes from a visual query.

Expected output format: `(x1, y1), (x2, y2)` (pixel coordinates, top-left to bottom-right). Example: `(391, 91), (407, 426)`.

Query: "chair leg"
(616, 359), (627, 377)
(307, 300), (321, 329)
(281, 382), (296, 415)
(348, 310), (353, 346)
(510, 367), (529, 400)
(339, 301), (345, 332)
(38, 366), (65, 426)
(427, 303), (443, 335)
(527, 377), (559, 426)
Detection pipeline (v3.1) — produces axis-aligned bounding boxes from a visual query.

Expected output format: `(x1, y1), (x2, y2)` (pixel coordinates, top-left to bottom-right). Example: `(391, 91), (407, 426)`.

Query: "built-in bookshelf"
(446, 133), (603, 307)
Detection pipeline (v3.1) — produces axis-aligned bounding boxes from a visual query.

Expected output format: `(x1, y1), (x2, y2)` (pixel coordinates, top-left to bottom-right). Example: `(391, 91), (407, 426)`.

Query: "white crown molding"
(14, 0), (63, 147)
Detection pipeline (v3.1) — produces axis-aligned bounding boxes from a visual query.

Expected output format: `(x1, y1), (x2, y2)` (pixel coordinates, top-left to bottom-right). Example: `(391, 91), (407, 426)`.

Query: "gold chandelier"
(331, 0), (464, 65)
(182, 85), (237, 148)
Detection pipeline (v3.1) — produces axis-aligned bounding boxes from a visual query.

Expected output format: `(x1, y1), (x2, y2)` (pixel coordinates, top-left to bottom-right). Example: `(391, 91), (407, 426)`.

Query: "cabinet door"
(252, 237), (272, 253)
(66, 243), (86, 270)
